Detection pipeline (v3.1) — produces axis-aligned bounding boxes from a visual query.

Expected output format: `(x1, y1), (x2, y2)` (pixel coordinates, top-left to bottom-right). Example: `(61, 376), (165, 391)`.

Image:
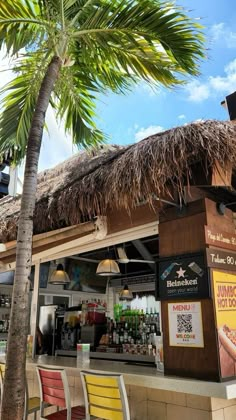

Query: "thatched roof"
(1, 120), (236, 243)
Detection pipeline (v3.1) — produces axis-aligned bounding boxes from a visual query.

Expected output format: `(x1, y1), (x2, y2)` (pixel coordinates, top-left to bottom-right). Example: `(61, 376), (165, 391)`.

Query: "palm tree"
(0, 0), (204, 417)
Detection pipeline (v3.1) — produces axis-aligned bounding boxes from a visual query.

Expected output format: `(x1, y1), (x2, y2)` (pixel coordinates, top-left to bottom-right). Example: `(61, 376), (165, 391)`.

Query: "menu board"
(158, 253), (210, 300)
(168, 301), (204, 348)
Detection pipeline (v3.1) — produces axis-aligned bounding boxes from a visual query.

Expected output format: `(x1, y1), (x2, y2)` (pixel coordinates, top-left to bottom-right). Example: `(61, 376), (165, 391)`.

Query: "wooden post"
(158, 198), (236, 381)
(30, 261), (40, 359)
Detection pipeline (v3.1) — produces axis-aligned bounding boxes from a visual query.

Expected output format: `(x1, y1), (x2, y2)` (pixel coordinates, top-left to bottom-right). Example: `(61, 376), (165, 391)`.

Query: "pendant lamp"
(48, 263), (70, 285)
(96, 259), (120, 276)
(119, 284), (133, 300)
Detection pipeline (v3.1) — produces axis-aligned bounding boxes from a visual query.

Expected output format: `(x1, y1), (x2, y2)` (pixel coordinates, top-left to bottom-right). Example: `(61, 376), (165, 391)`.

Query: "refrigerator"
(38, 305), (58, 355)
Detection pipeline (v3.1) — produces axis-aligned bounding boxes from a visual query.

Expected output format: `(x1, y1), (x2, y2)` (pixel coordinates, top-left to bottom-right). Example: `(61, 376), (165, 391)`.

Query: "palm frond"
(0, 0), (50, 54)
(0, 0), (205, 160)
(0, 52), (52, 162)
(72, 0), (204, 77)
(54, 66), (105, 148)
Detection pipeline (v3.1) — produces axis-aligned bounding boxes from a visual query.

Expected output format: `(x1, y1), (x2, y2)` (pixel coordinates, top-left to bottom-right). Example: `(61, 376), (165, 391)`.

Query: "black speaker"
(226, 91), (236, 120)
(0, 172), (10, 197)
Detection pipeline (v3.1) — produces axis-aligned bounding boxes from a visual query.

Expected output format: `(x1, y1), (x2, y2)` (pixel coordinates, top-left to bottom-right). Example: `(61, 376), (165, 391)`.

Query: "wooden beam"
(0, 220), (158, 271)
(39, 221), (159, 264)
(1, 221), (95, 255)
(30, 262), (40, 358)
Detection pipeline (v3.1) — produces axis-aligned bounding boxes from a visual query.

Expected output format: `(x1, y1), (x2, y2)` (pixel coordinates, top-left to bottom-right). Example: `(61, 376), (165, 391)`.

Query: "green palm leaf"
(0, 51), (51, 161)
(55, 66), (105, 148)
(72, 0), (204, 76)
(0, 0), (205, 159)
(0, 0), (49, 54)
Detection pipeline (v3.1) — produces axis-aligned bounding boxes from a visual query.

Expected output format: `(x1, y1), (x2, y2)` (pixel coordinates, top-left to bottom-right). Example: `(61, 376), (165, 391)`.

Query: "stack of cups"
(155, 334), (164, 372)
(77, 343), (90, 368)
(0, 340), (7, 355)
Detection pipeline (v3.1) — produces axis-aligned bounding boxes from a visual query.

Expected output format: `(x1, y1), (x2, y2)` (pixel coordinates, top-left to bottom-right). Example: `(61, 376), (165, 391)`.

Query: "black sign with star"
(158, 253), (210, 300)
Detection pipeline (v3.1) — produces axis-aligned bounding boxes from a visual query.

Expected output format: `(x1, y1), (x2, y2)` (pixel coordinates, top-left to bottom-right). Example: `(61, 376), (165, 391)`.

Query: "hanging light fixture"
(96, 259), (120, 276)
(119, 284), (133, 300)
(48, 263), (70, 285)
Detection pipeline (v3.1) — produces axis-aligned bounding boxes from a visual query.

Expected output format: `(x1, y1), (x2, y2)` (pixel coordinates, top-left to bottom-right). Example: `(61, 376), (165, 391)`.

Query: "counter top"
(55, 349), (155, 363)
(26, 355), (236, 400)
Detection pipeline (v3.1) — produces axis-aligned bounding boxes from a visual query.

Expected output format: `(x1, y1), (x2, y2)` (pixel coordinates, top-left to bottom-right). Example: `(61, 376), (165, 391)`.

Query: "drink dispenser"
(61, 306), (81, 350)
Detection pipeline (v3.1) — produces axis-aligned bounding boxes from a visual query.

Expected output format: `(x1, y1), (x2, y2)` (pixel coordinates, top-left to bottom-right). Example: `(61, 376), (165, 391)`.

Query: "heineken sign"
(159, 253), (210, 300)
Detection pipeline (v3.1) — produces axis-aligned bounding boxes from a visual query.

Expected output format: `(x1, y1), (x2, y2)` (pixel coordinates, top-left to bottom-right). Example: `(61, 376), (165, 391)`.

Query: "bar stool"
(0, 362), (40, 420)
(36, 366), (85, 420)
(80, 370), (130, 420)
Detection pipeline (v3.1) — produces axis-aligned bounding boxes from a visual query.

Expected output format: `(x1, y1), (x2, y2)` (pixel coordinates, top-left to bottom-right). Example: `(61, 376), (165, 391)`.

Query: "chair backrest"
(36, 366), (71, 420)
(0, 362), (27, 400)
(0, 363), (5, 397)
(80, 370), (130, 420)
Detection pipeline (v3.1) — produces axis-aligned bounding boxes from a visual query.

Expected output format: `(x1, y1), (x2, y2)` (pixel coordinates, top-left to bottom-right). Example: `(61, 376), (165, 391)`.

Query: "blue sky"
(1, 0), (236, 176)
(97, 0), (236, 145)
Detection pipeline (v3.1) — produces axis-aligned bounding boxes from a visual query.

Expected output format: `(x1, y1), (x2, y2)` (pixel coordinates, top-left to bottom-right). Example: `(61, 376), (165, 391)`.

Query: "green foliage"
(0, 51), (52, 161)
(0, 0), (205, 163)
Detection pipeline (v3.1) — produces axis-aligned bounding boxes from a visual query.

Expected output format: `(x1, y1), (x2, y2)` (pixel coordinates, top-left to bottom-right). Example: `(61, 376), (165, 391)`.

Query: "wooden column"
(159, 198), (235, 381)
(30, 261), (40, 358)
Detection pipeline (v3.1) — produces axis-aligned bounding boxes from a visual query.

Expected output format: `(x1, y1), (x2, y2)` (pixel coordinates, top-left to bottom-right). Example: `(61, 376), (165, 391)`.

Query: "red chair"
(36, 366), (85, 420)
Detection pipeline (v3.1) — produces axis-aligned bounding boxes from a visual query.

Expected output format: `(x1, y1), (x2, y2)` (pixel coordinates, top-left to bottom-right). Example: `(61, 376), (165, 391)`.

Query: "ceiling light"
(96, 259), (120, 276)
(119, 284), (133, 300)
(48, 264), (70, 285)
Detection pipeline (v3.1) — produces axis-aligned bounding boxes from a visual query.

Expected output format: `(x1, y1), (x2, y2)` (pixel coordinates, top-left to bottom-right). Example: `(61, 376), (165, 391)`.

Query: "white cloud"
(209, 59), (236, 92)
(18, 107), (75, 183)
(178, 114), (186, 120)
(185, 58), (236, 102)
(39, 106), (75, 172)
(210, 23), (225, 41)
(185, 80), (210, 102)
(0, 49), (14, 88)
(210, 22), (236, 48)
(135, 125), (164, 142)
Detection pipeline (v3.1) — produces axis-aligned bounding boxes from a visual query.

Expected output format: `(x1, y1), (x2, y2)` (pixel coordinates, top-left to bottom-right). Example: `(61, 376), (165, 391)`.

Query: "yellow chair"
(80, 370), (130, 420)
(0, 363), (5, 397)
(0, 362), (40, 420)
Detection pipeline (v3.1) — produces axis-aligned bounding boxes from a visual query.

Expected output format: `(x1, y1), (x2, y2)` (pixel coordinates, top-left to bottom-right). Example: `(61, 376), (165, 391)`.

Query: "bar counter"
(25, 356), (236, 420)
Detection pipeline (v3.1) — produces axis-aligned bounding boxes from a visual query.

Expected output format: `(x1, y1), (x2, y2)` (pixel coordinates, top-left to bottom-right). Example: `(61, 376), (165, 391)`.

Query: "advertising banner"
(159, 253), (209, 300)
(168, 301), (204, 348)
(212, 271), (236, 379)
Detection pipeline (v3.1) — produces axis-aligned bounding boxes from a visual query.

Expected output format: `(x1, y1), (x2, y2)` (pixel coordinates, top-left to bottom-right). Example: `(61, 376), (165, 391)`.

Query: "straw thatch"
(0, 120), (236, 243)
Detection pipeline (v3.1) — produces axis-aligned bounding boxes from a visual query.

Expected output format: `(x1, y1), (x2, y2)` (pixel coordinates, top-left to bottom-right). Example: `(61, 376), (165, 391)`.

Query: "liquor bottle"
(116, 325), (120, 345)
(119, 326), (124, 344)
(128, 327), (133, 344)
(150, 308), (153, 323)
(112, 326), (117, 344)
(124, 322), (128, 343)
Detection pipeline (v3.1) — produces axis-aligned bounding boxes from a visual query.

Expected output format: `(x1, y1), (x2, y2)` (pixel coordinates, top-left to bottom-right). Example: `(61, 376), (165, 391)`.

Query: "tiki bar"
(1, 120), (236, 419)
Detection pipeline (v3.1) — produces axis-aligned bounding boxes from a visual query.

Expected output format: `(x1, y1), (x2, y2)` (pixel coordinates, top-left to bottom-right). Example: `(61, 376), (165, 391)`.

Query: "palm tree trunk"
(0, 55), (62, 420)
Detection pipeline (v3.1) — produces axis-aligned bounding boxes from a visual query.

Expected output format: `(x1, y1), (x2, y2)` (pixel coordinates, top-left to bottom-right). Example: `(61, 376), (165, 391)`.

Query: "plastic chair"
(0, 362), (40, 420)
(36, 366), (85, 420)
(0, 363), (5, 397)
(80, 370), (130, 420)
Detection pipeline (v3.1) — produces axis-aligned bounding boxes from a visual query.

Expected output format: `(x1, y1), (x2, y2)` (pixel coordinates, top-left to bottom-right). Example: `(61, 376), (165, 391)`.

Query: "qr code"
(177, 314), (193, 333)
